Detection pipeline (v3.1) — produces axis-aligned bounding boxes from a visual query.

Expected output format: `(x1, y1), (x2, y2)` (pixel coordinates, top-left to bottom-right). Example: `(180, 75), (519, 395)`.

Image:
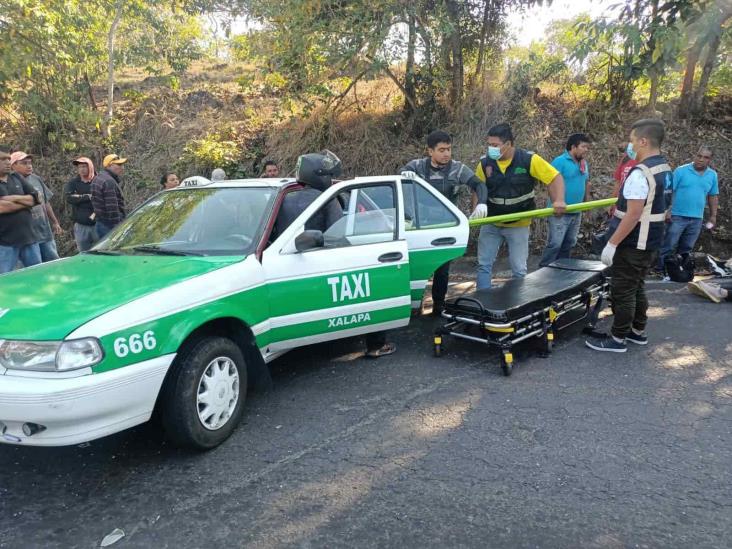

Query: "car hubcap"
(197, 356), (239, 430)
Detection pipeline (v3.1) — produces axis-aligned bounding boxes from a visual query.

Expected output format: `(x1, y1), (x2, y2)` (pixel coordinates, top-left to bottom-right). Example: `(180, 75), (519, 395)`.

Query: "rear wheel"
(161, 337), (247, 449)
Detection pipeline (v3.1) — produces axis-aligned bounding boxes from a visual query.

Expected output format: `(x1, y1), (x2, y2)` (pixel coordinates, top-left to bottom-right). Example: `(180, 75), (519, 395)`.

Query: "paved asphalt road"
(1, 280), (731, 548)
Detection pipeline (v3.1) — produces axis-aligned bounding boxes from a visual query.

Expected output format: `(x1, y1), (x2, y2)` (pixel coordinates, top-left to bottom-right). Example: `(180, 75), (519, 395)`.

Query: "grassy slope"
(16, 62), (732, 257)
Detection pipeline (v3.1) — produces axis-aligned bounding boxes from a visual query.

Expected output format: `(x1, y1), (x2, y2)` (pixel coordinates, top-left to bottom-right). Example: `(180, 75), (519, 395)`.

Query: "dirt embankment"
(11, 64), (732, 258)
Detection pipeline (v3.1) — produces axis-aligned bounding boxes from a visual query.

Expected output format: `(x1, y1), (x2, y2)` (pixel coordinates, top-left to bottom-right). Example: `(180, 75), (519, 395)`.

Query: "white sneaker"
(696, 280), (725, 303)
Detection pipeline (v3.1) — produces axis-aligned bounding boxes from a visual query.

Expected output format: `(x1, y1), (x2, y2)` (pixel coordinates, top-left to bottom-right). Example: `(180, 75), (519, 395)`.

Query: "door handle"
(378, 251), (403, 263)
(431, 237), (456, 246)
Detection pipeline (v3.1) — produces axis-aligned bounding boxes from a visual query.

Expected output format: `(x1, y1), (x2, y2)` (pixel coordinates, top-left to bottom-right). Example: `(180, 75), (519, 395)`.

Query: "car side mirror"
(294, 230), (324, 252)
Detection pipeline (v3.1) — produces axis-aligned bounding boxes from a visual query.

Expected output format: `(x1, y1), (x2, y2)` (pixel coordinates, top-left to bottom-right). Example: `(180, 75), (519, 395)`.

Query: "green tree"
(678, 0), (732, 117)
(235, 0), (547, 118)
(0, 0), (212, 145)
(572, 0), (714, 109)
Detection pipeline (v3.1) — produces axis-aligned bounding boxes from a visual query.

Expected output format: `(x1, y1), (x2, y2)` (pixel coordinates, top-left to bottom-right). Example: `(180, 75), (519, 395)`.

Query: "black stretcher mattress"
(445, 259), (609, 322)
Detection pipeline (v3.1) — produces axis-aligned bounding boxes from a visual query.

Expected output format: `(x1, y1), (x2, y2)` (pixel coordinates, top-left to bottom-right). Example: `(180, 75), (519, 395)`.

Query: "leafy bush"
(180, 132), (241, 175)
(263, 72), (288, 94)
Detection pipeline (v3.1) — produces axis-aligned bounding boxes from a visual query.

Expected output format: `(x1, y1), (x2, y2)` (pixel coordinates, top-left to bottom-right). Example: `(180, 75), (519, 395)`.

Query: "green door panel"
(267, 264), (409, 317)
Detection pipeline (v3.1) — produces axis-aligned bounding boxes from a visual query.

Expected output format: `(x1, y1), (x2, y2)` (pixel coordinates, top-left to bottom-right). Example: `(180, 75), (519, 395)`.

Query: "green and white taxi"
(0, 174), (467, 448)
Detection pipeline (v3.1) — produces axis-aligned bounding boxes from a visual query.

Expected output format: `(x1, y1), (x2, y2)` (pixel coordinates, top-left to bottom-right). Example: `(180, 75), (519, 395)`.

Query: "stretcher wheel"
(501, 351), (513, 377)
(433, 335), (443, 358)
(545, 331), (554, 353)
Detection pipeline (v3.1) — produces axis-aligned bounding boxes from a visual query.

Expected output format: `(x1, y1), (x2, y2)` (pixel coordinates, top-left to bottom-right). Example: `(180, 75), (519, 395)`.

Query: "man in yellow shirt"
(474, 123), (566, 289)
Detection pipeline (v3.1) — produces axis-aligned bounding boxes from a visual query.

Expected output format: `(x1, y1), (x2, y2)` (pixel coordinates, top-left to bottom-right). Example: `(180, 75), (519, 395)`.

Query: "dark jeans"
(95, 221), (114, 238)
(658, 216), (703, 271)
(431, 261), (451, 305)
(610, 247), (657, 339)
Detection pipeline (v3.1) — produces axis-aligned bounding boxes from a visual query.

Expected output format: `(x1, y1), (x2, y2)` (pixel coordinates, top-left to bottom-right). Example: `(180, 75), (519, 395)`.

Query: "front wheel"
(161, 337), (247, 449)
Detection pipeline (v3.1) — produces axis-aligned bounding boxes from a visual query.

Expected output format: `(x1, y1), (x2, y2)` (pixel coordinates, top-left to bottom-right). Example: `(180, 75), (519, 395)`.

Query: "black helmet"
(295, 150), (342, 191)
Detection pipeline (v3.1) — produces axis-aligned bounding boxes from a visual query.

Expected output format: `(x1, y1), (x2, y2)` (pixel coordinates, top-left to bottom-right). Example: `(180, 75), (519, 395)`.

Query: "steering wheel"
(223, 234), (253, 248)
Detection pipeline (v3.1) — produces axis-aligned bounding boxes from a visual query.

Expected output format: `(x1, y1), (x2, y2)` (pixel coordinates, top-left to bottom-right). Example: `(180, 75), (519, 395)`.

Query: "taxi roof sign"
(180, 176), (214, 187)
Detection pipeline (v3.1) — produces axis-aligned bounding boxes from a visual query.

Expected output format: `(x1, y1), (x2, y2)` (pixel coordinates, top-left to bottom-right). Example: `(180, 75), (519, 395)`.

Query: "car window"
(94, 187), (275, 256)
(403, 181), (459, 230)
(308, 184), (397, 249)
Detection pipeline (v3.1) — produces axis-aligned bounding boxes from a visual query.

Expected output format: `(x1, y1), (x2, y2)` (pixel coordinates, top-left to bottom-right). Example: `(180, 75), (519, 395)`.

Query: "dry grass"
(266, 78), (731, 256)
(6, 61), (731, 258)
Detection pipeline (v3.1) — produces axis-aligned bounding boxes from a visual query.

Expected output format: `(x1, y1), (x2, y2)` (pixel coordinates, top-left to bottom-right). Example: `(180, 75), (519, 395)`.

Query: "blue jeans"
(539, 213), (581, 267)
(38, 239), (60, 262)
(0, 243), (42, 274)
(477, 223), (530, 289)
(658, 215), (703, 270)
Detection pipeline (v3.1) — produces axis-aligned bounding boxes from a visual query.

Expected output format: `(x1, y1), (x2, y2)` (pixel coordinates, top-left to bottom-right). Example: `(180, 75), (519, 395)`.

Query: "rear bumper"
(0, 354), (174, 446)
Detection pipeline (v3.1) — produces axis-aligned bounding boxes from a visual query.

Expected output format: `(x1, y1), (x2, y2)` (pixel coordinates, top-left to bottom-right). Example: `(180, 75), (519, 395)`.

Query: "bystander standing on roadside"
(262, 160), (280, 178)
(540, 133), (591, 266)
(10, 151), (62, 261)
(657, 146), (719, 275)
(160, 171), (180, 189)
(0, 147), (41, 273)
(65, 157), (98, 252)
(91, 154), (127, 238)
(610, 146), (638, 217)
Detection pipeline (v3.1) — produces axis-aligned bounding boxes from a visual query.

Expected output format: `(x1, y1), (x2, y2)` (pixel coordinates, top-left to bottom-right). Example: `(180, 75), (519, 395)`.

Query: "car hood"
(0, 254), (242, 340)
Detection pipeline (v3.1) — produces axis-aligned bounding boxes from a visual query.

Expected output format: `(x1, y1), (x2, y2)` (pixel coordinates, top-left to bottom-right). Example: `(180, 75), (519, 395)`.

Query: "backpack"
(664, 254), (695, 283)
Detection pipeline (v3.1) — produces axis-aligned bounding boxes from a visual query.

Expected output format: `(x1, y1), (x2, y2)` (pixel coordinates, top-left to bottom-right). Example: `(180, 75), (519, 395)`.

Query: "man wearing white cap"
(10, 151), (63, 261)
(91, 153), (127, 238)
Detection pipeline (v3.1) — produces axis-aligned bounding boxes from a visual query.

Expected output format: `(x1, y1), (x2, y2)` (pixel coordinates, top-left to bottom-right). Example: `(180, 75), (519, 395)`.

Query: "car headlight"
(56, 339), (104, 371)
(0, 340), (59, 371)
(0, 338), (103, 372)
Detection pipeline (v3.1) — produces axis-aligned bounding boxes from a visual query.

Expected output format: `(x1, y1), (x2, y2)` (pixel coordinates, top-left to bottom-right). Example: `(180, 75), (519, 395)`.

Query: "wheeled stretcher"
(435, 259), (610, 376)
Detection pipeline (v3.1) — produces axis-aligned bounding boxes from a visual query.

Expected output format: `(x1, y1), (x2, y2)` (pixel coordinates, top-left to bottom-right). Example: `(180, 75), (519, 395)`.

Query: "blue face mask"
(626, 142), (637, 160)
(487, 146), (502, 160)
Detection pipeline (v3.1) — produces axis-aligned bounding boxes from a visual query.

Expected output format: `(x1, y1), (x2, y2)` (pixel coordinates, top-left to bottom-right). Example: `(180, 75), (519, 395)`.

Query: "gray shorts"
(74, 223), (99, 252)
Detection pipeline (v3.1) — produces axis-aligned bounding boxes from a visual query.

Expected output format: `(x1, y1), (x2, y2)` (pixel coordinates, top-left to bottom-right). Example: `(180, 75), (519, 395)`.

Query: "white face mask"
(487, 146), (502, 160)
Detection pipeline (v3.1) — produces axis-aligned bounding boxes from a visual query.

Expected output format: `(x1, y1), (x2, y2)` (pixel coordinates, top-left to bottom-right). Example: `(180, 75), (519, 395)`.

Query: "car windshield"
(94, 187), (275, 256)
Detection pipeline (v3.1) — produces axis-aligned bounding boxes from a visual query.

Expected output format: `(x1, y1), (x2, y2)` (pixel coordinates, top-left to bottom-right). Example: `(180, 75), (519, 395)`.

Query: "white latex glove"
(469, 203), (488, 219)
(401, 171), (418, 180)
(601, 243), (617, 266)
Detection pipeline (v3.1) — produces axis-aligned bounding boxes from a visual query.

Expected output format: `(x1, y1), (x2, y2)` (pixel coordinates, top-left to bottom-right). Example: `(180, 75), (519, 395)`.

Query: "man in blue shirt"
(540, 133), (591, 266)
(658, 146), (719, 272)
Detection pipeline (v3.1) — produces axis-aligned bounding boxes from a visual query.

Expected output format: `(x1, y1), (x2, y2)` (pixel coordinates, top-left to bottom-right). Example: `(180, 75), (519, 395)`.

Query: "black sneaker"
(625, 331), (648, 345)
(585, 334), (627, 353)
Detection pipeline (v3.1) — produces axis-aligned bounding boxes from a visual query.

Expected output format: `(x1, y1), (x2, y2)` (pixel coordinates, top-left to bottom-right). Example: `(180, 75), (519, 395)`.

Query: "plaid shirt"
(91, 169), (126, 226)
